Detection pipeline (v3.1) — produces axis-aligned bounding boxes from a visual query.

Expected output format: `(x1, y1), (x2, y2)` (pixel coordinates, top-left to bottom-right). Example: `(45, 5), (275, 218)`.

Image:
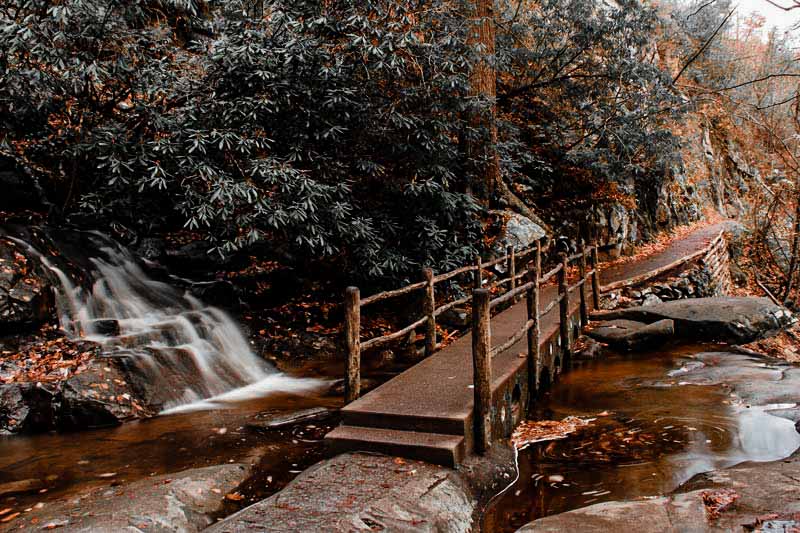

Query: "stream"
(484, 345), (800, 532)
(2, 232), (800, 531)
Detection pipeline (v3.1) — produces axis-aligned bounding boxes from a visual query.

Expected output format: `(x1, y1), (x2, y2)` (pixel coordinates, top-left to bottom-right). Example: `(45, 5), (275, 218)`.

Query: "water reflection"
(484, 346), (800, 532)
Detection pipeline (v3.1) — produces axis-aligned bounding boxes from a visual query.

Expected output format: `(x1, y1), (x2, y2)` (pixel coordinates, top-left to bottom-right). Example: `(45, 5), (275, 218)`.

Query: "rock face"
(0, 237), (54, 332)
(208, 453), (475, 533)
(11, 464), (252, 532)
(591, 297), (793, 344)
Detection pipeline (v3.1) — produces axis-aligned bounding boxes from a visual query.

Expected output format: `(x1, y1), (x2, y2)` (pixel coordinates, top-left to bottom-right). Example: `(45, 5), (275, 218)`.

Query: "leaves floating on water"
(512, 417), (592, 448)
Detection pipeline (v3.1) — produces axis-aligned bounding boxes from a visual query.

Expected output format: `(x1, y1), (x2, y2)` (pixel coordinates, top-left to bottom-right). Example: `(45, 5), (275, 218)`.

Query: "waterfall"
(18, 236), (324, 413)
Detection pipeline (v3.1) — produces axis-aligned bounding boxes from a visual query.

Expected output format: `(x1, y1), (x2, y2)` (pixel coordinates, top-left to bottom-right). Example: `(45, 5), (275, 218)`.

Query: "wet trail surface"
(484, 345), (800, 532)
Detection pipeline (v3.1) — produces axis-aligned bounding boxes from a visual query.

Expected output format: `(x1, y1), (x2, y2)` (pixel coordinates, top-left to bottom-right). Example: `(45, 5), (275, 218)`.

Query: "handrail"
(433, 294), (472, 317)
(540, 264), (562, 284)
(490, 319), (534, 357)
(360, 281), (427, 307)
(490, 280), (535, 309)
(361, 316), (428, 350)
(432, 263), (478, 284)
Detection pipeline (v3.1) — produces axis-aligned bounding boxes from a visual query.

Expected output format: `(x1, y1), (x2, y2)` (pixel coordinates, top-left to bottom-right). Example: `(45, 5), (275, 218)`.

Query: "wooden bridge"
(325, 223), (731, 467)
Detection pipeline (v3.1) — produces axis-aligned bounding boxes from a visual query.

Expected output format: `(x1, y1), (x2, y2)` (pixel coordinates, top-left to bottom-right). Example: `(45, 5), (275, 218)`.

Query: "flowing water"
(19, 236), (324, 412)
(483, 345), (800, 532)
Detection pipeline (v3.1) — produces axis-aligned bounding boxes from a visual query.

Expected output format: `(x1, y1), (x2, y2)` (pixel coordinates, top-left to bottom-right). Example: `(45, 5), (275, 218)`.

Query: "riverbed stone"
(591, 297), (793, 344)
(207, 453), (475, 533)
(12, 463), (252, 532)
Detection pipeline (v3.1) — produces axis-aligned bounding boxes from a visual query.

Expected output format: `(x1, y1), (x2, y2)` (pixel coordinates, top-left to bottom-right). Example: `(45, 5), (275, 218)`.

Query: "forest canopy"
(2, 0), (791, 286)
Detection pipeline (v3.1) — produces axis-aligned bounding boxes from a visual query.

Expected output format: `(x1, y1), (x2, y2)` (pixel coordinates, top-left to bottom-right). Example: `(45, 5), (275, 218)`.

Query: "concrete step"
(324, 425), (466, 468)
(341, 409), (469, 436)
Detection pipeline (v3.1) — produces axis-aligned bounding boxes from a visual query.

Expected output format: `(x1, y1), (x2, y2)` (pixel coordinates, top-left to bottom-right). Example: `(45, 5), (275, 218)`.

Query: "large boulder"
(491, 211), (546, 256)
(208, 453), (475, 533)
(0, 237), (54, 332)
(591, 297), (793, 344)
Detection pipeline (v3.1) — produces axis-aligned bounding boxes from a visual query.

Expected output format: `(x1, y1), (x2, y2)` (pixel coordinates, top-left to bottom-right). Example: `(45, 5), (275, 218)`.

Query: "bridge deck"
(326, 223), (728, 466)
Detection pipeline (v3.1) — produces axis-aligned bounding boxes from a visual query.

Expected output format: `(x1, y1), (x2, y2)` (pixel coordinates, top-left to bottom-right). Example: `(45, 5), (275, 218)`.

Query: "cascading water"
(18, 235), (323, 413)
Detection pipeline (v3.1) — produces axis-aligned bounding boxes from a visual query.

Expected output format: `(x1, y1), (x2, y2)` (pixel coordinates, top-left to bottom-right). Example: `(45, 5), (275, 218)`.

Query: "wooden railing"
(342, 241), (547, 404)
(470, 244), (600, 452)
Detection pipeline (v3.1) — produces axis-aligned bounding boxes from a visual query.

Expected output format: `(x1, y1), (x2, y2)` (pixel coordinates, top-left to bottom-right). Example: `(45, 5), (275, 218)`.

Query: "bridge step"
(324, 425), (466, 468)
(341, 409), (468, 436)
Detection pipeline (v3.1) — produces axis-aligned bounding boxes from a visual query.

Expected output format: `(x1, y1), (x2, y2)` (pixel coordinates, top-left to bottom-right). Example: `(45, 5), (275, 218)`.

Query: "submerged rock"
(591, 297), (793, 344)
(247, 407), (334, 431)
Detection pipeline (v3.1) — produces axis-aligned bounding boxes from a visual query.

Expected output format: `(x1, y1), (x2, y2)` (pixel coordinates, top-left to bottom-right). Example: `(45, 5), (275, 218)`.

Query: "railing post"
(344, 287), (361, 404)
(473, 255), (483, 289)
(507, 245), (517, 302)
(557, 254), (572, 363)
(423, 267), (436, 357)
(471, 288), (492, 454)
(526, 249), (540, 406)
(578, 244), (588, 328)
(590, 243), (601, 310)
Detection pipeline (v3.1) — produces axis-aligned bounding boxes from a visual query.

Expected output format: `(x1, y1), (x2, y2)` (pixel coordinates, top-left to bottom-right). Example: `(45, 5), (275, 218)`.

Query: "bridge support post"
(423, 268), (436, 357)
(507, 245), (517, 302)
(590, 244), (601, 310)
(473, 255), (483, 289)
(471, 288), (492, 454)
(558, 254), (572, 365)
(344, 287), (361, 404)
(578, 245), (589, 328)
(526, 249), (540, 406)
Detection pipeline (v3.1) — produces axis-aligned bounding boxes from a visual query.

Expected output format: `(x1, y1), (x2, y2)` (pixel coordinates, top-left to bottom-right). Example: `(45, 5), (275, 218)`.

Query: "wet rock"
(56, 361), (138, 431)
(588, 319), (674, 351)
(21, 464), (253, 532)
(84, 319), (120, 336)
(0, 238), (54, 332)
(574, 337), (604, 359)
(207, 453), (474, 533)
(0, 359), (148, 435)
(0, 382), (58, 433)
(247, 407), (335, 432)
(591, 297), (794, 344)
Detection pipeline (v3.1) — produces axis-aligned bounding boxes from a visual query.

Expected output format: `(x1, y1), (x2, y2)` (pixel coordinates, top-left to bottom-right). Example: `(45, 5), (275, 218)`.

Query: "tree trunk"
(464, 0), (551, 234)
(465, 0), (500, 202)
